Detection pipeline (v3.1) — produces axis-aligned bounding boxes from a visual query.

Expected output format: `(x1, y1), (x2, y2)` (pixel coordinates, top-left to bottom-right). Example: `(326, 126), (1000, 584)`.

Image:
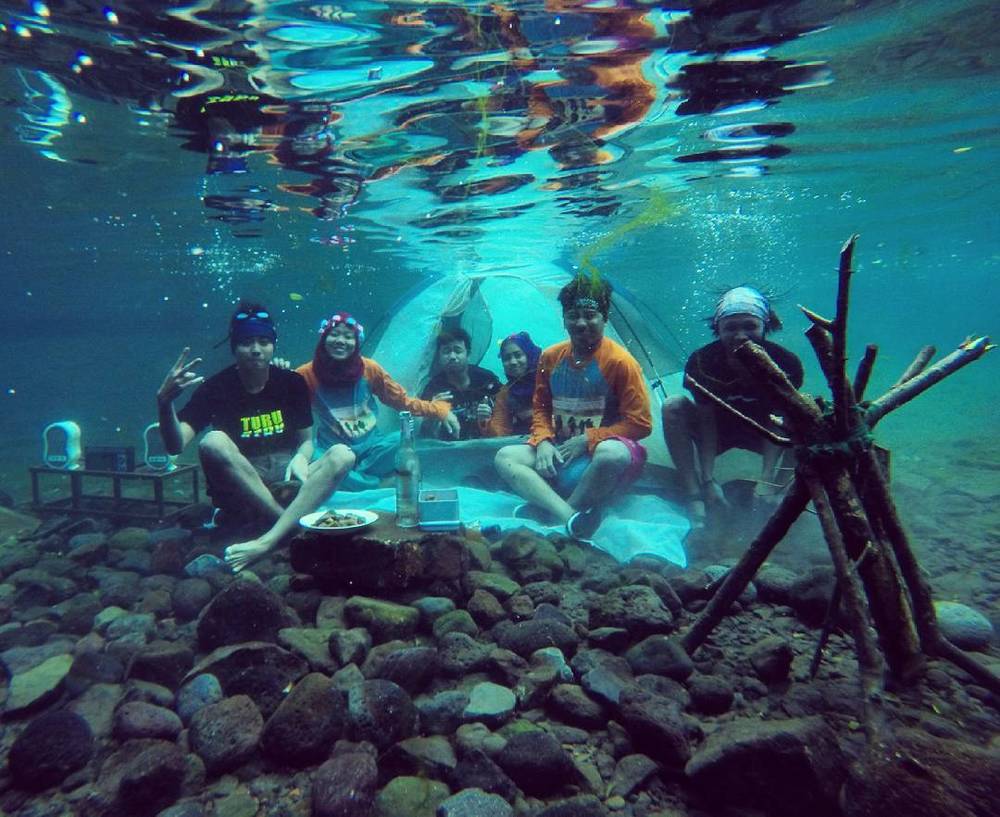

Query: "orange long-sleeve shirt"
(528, 337), (652, 452)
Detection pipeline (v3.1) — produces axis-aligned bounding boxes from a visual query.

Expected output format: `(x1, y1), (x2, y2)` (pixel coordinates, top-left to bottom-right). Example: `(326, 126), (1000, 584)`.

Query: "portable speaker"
(42, 421), (82, 470)
(144, 423), (177, 472)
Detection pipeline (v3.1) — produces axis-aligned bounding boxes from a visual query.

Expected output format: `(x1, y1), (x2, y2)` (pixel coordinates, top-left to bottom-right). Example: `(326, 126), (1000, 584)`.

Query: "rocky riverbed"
(0, 488), (997, 817)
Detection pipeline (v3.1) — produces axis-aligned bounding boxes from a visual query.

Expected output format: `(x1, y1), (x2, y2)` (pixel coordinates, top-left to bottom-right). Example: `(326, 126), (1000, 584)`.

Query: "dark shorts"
(714, 415), (769, 455)
(552, 436), (647, 496)
(207, 450), (295, 511)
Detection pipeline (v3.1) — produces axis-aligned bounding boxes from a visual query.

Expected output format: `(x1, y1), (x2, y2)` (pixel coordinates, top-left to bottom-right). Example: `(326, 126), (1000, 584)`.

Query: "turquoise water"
(0, 0), (997, 497)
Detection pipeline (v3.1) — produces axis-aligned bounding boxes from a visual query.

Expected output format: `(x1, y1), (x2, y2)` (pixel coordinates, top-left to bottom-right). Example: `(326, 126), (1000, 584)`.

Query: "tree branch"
(891, 345), (936, 388)
(732, 341), (827, 437)
(802, 473), (888, 742)
(832, 235), (858, 434)
(683, 375), (792, 446)
(867, 336), (994, 426)
(681, 478), (810, 654)
(853, 344), (878, 402)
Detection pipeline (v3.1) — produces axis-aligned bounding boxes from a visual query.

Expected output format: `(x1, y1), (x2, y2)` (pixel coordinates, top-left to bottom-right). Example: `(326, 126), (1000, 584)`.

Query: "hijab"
(500, 331), (542, 404)
(312, 311), (366, 387)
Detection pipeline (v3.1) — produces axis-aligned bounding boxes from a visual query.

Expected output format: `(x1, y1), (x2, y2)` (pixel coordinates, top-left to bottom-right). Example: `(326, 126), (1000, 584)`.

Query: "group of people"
(157, 279), (802, 572)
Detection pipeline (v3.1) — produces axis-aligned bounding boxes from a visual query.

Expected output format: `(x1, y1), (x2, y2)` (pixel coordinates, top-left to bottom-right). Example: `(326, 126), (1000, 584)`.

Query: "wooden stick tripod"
(678, 236), (997, 741)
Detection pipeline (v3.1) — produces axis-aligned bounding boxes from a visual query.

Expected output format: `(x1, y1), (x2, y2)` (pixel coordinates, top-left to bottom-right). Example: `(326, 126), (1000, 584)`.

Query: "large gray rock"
(416, 690), (470, 735)
(934, 601), (995, 651)
(312, 747), (378, 817)
(348, 679), (418, 750)
(589, 585), (673, 634)
(750, 637), (795, 683)
(196, 580), (297, 650)
(495, 731), (576, 796)
(381, 735), (457, 779)
(363, 645), (439, 693)
(492, 618), (579, 658)
(438, 631), (492, 676)
(786, 567), (836, 626)
(610, 754), (659, 799)
(112, 701), (183, 741)
(344, 596), (419, 643)
(8, 710), (94, 791)
(189, 695), (264, 775)
(93, 739), (188, 817)
(437, 788), (513, 817)
(374, 776), (450, 817)
(126, 641), (194, 689)
(182, 641), (308, 692)
(685, 717), (845, 817)
(446, 750), (517, 802)
(624, 636), (693, 680)
(463, 682), (516, 727)
(547, 684), (606, 729)
(617, 686), (691, 771)
(260, 672), (346, 766)
(177, 673), (223, 724)
(4, 653), (73, 715)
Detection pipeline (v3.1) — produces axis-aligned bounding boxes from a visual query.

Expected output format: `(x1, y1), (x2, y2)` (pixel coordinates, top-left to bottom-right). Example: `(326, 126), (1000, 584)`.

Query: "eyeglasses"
(234, 311), (270, 321)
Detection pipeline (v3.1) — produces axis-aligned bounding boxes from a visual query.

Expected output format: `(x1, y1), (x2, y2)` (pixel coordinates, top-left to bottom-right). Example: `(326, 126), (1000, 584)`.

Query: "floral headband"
(319, 312), (365, 344)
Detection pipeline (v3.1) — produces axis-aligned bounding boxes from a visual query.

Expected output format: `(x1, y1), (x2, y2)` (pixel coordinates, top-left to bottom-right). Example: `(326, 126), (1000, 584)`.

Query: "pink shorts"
(553, 435), (647, 495)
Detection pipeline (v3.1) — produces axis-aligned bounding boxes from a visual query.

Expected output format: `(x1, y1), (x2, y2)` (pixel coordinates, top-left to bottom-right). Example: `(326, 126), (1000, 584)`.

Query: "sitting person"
(495, 277), (652, 539)
(483, 331), (543, 437)
(155, 302), (356, 573)
(420, 327), (502, 440)
(294, 311), (459, 489)
(662, 286), (804, 523)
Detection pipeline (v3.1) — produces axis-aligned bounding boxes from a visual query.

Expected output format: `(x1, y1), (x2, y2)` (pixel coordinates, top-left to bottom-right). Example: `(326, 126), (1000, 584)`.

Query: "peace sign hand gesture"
(157, 347), (204, 405)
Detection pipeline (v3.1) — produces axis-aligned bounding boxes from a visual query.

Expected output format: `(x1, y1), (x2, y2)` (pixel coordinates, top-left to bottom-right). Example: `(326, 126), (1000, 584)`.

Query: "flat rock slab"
(5, 653), (74, 715)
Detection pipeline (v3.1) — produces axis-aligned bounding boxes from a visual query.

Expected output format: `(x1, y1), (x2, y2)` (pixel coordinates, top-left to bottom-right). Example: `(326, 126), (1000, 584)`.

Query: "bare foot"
(224, 539), (274, 573)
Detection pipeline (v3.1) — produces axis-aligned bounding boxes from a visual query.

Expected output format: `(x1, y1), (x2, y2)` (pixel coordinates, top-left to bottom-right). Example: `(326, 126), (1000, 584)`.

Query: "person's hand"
(432, 391), (453, 403)
(157, 347), (204, 404)
(286, 453), (310, 482)
(702, 477), (729, 508)
(272, 357), (292, 370)
(476, 400), (493, 423)
(534, 440), (563, 478)
(442, 411), (461, 439)
(557, 434), (588, 463)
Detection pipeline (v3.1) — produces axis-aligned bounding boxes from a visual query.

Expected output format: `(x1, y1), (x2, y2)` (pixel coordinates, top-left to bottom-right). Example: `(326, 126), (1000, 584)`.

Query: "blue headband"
(231, 316), (277, 347)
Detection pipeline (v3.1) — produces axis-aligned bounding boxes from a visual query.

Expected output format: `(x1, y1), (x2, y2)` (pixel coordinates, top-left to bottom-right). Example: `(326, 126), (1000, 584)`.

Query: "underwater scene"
(0, 0), (997, 815)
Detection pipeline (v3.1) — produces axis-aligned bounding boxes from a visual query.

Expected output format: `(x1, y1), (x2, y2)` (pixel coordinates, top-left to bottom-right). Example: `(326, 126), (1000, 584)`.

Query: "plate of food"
(299, 509), (378, 534)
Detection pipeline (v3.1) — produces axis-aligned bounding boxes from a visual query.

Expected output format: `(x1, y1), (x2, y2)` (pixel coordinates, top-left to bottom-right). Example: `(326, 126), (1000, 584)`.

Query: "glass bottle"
(394, 411), (421, 527)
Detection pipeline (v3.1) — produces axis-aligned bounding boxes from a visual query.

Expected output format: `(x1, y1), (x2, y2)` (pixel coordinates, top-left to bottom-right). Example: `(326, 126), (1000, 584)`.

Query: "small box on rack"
(418, 489), (460, 532)
(84, 445), (136, 473)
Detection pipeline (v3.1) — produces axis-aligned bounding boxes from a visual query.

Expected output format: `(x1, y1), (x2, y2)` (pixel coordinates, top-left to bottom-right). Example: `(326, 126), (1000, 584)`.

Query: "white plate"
(299, 509), (378, 534)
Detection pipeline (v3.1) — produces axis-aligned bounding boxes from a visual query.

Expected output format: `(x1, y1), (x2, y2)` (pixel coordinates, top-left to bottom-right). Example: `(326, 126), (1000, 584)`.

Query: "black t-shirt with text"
(684, 339), (804, 428)
(177, 365), (312, 457)
(420, 365), (501, 440)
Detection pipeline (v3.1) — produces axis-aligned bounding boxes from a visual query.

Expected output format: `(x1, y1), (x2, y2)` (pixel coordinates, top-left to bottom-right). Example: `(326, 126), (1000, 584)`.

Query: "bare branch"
(867, 336), (993, 426)
(891, 345), (936, 388)
(853, 344), (878, 401)
(682, 479), (810, 654)
(832, 235), (859, 434)
(799, 305), (834, 331)
(684, 375), (793, 446)
(732, 341), (827, 437)
(803, 474), (888, 741)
